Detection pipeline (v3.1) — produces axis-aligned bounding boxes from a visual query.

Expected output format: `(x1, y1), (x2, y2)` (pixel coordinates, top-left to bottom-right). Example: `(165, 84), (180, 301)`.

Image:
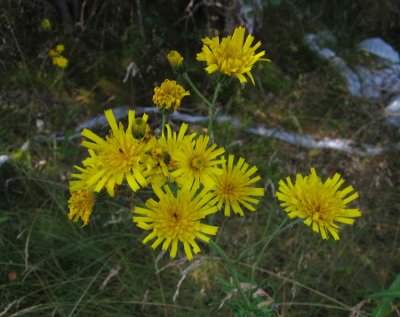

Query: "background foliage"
(1, 0), (399, 316)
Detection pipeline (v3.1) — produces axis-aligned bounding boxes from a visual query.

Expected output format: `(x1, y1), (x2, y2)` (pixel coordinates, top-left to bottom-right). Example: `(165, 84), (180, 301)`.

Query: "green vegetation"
(1, 1), (399, 316)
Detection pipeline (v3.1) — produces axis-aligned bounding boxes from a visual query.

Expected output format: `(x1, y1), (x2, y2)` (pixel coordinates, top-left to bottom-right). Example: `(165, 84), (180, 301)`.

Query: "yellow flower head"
(209, 155), (264, 216)
(81, 110), (156, 196)
(196, 26), (269, 85)
(68, 189), (95, 226)
(41, 18), (52, 31)
(276, 168), (362, 240)
(160, 123), (196, 167)
(167, 50), (183, 67)
(49, 49), (57, 57)
(69, 161), (100, 192)
(133, 184), (219, 260)
(171, 135), (225, 190)
(153, 79), (190, 111)
(52, 56), (68, 69)
(146, 166), (169, 189)
(146, 123), (196, 187)
(56, 44), (65, 54)
(150, 142), (170, 177)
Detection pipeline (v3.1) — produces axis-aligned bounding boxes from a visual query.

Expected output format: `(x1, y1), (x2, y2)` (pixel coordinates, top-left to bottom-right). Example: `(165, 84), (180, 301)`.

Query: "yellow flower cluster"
(153, 79), (190, 111)
(68, 109), (264, 259)
(49, 44), (68, 69)
(68, 26), (362, 265)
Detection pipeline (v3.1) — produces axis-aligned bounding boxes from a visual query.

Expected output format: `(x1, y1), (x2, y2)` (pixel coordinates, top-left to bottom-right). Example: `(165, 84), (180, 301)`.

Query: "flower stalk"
(207, 80), (222, 142)
(161, 107), (167, 134)
(209, 240), (252, 309)
(183, 72), (222, 142)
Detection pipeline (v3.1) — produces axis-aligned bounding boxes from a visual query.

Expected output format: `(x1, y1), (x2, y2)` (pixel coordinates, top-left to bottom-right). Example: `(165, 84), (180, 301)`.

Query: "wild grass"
(1, 1), (399, 316)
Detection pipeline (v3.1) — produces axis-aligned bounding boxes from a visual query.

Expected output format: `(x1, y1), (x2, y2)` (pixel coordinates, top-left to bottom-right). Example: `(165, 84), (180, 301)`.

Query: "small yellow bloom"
(171, 135), (225, 190)
(145, 123), (197, 188)
(52, 56), (68, 69)
(196, 26), (269, 85)
(68, 190), (95, 226)
(131, 117), (150, 139)
(81, 109), (156, 196)
(153, 79), (190, 111)
(159, 123), (196, 168)
(167, 50), (183, 67)
(56, 44), (65, 54)
(276, 168), (362, 240)
(209, 155), (264, 216)
(41, 18), (52, 31)
(49, 49), (57, 57)
(133, 184), (219, 260)
(69, 162), (100, 192)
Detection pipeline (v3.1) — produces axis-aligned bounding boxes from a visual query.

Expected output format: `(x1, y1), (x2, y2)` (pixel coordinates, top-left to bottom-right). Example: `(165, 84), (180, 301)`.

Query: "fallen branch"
(30, 107), (399, 157)
(247, 125), (400, 157)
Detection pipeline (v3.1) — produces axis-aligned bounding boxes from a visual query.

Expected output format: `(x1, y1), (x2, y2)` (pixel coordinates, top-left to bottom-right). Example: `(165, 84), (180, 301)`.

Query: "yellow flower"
(56, 44), (65, 54)
(160, 123), (196, 168)
(133, 184), (219, 260)
(153, 79), (190, 111)
(276, 168), (362, 240)
(69, 161), (100, 192)
(196, 26), (269, 85)
(81, 109), (156, 196)
(171, 135), (225, 189)
(41, 18), (52, 31)
(68, 189), (95, 226)
(149, 142), (170, 178)
(167, 50), (183, 67)
(146, 166), (168, 188)
(209, 155), (264, 216)
(52, 56), (68, 69)
(49, 49), (57, 57)
(145, 123), (196, 188)
(68, 163), (99, 225)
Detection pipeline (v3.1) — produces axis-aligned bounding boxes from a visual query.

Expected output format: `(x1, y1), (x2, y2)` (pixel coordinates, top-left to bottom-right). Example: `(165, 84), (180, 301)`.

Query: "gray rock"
(304, 34), (336, 60)
(304, 33), (320, 52)
(305, 33), (400, 100)
(355, 66), (400, 100)
(305, 33), (362, 96)
(385, 95), (400, 127)
(0, 155), (9, 167)
(331, 57), (362, 97)
(359, 38), (400, 64)
(318, 48), (336, 59)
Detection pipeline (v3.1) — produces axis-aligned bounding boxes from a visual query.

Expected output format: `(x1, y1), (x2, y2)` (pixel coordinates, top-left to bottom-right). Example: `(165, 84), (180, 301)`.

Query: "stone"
(0, 155), (9, 167)
(305, 33), (361, 96)
(318, 48), (336, 59)
(385, 95), (400, 127)
(358, 38), (400, 64)
(355, 66), (400, 100)
(305, 33), (400, 100)
(332, 57), (362, 97)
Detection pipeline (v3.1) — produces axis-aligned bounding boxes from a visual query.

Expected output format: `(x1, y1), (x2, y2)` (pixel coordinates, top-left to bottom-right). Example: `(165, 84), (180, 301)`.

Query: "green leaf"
(371, 275), (400, 317)
(368, 290), (400, 299)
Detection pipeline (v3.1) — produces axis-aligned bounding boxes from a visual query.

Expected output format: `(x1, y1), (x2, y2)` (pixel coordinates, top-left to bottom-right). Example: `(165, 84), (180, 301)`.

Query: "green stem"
(161, 108), (167, 135)
(182, 73), (212, 108)
(209, 240), (251, 310)
(250, 218), (304, 287)
(207, 81), (222, 142)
